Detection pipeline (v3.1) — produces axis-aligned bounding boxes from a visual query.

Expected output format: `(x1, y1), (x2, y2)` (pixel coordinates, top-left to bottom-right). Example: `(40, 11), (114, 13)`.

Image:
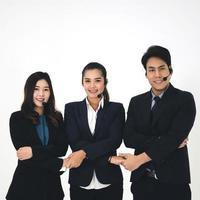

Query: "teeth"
(154, 80), (162, 84)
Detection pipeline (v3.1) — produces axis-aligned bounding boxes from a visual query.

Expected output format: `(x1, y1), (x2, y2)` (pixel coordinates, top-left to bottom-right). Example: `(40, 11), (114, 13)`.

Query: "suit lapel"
(143, 92), (152, 125)
(94, 101), (108, 135)
(80, 100), (93, 137)
(151, 84), (175, 126)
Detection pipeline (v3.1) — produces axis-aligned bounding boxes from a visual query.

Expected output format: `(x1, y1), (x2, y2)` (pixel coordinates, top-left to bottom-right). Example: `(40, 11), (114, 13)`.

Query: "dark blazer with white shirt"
(124, 84), (196, 184)
(64, 99), (125, 186)
(6, 111), (68, 200)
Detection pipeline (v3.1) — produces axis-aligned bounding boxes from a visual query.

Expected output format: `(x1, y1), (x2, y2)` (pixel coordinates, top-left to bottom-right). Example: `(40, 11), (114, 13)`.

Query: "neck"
(87, 97), (101, 111)
(34, 107), (44, 116)
(152, 83), (170, 96)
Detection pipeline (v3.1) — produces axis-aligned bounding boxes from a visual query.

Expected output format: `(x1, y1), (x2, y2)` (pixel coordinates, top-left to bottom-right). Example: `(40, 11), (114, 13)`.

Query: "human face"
(33, 79), (50, 113)
(146, 57), (171, 96)
(82, 69), (105, 100)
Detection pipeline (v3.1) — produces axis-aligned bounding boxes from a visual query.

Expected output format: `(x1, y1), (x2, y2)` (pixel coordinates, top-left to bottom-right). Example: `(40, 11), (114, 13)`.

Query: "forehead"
(83, 69), (103, 78)
(35, 79), (49, 87)
(146, 57), (168, 68)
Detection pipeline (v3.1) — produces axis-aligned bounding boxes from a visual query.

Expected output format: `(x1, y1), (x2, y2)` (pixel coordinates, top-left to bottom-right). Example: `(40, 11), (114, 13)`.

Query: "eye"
(148, 69), (155, 73)
(84, 78), (91, 83)
(160, 67), (167, 71)
(34, 87), (39, 91)
(44, 88), (50, 92)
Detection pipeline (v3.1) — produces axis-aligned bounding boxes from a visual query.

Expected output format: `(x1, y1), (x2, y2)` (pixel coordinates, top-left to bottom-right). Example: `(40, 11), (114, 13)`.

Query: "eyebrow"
(147, 64), (166, 69)
(84, 77), (103, 80)
(35, 85), (50, 88)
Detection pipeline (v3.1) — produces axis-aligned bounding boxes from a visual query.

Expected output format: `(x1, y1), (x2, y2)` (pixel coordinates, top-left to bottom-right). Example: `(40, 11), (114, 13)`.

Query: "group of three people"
(6, 45), (196, 200)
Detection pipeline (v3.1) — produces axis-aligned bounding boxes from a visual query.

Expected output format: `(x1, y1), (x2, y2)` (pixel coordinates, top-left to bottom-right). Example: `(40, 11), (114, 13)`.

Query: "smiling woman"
(63, 62), (125, 200)
(6, 71), (68, 200)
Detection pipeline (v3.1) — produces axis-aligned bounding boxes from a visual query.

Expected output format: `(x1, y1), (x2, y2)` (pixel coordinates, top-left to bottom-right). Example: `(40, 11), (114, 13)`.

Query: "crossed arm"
(109, 138), (189, 171)
(17, 137), (188, 171)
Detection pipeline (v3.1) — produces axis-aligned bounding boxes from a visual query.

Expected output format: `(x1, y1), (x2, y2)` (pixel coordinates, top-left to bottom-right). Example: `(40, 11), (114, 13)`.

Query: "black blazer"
(64, 100), (125, 186)
(124, 84), (196, 184)
(6, 111), (68, 200)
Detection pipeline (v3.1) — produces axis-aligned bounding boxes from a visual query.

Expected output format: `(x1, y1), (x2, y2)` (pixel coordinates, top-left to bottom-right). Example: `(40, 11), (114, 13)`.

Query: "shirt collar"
(151, 90), (164, 100)
(86, 97), (104, 112)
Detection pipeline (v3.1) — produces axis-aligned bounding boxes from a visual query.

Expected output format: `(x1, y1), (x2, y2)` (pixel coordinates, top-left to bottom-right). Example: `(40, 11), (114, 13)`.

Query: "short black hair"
(141, 45), (171, 70)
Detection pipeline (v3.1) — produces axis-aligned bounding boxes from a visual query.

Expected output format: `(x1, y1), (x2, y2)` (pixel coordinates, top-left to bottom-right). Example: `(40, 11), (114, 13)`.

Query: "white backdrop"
(0, 0), (199, 199)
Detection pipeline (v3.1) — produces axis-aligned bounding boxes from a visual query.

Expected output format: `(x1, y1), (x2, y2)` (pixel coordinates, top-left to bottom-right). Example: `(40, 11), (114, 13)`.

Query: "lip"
(35, 98), (45, 102)
(153, 80), (163, 84)
(88, 90), (98, 94)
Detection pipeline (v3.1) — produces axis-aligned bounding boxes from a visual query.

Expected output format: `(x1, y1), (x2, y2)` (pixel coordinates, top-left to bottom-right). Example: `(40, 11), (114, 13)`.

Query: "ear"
(169, 66), (173, 74)
(105, 78), (108, 85)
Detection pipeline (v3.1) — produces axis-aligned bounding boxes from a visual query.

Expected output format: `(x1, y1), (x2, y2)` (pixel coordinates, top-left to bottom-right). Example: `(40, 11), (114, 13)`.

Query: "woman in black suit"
(6, 72), (68, 200)
(64, 62), (125, 200)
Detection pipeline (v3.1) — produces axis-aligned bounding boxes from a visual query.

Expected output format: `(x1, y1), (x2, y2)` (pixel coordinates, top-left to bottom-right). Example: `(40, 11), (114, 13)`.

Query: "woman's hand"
(64, 150), (86, 169)
(17, 146), (33, 160)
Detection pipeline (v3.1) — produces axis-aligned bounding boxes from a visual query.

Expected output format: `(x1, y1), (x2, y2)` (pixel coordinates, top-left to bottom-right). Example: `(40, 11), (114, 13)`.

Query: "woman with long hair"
(6, 71), (68, 200)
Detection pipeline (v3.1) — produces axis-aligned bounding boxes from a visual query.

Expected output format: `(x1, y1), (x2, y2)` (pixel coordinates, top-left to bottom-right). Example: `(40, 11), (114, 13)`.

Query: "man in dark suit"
(121, 45), (196, 200)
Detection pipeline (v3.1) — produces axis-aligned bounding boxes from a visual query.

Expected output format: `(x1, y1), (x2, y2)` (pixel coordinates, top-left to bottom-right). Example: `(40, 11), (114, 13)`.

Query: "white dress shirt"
(80, 97), (110, 190)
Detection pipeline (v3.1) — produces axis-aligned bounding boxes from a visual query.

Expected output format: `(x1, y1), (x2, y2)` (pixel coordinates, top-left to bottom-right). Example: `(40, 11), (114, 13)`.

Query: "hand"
(178, 138), (188, 148)
(65, 150), (86, 169)
(17, 146), (33, 160)
(62, 157), (70, 168)
(119, 153), (151, 171)
(109, 156), (126, 165)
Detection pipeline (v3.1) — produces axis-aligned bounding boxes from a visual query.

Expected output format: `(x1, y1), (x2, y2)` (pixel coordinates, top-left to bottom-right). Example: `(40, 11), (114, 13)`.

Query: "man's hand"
(109, 156), (126, 165)
(119, 153), (151, 171)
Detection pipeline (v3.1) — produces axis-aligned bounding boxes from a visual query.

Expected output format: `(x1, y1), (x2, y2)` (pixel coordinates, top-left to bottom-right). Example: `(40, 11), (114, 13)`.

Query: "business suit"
(64, 99), (125, 199)
(6, 111), (68, 200)
(124, 84), (196, 200)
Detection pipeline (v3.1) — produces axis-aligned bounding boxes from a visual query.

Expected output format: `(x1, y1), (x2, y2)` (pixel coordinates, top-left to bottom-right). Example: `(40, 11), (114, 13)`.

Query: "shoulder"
(9, 111), (27, 126)
(10, 111), (24, 120)
(65, 101), (82, 110)
(130, 91), (149, 102)
(174, 87), (193, 98)
(168, 85), (195, 103)
(108, 101), (123, 108)
(106, 101), (125, 112)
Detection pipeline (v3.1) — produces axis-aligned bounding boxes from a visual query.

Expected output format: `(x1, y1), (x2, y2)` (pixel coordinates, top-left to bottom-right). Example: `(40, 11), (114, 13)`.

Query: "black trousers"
(70, 183), (123, 200)
(131, 176), (191, 200)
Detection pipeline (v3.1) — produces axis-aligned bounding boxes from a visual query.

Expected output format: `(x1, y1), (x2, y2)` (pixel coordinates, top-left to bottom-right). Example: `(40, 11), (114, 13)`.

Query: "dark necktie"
(146, 96), (161, 178)
(151, 96), (161, 120)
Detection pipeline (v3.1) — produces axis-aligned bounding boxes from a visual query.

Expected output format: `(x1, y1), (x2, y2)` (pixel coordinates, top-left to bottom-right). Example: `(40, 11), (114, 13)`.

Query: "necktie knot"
(151, 96), (161, 112)
(154, 96), (160, 103)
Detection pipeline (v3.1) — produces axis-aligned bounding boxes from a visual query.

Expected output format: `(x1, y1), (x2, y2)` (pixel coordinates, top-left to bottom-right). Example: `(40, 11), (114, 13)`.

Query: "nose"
(38, 90), (45, 97)
(90, 81), (96, 88)
(155, 69), (161, 77)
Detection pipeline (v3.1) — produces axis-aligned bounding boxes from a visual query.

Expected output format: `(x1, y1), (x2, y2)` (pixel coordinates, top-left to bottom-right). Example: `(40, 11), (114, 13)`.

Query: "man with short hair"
(121, 45), (196, 200)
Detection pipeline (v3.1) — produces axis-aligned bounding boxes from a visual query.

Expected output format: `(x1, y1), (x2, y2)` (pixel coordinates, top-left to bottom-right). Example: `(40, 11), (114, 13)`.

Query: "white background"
(0, 0), (199, 199)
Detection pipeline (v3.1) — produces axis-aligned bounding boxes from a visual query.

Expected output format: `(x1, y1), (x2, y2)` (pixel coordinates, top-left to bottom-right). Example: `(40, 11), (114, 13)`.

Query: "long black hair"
(82, 62), (110, 102)
(21, 71), (61, 126)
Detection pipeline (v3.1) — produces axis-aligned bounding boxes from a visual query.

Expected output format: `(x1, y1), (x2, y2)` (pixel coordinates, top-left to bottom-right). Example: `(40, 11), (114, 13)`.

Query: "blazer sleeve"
(9, 113), (64, 173)
(124, 98), (156, 150)
(82, 105), (125, 160)
(145, 92), (196, 164)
